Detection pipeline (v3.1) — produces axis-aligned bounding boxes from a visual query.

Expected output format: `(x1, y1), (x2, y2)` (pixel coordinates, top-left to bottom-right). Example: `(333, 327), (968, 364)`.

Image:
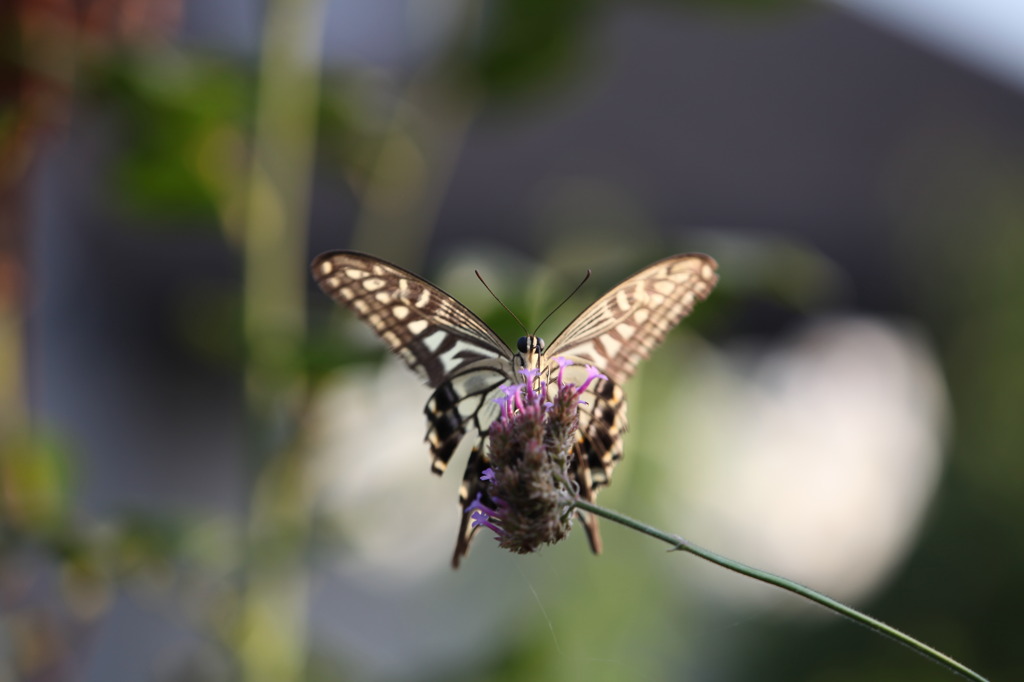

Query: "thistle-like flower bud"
(467, 358), (607, 555)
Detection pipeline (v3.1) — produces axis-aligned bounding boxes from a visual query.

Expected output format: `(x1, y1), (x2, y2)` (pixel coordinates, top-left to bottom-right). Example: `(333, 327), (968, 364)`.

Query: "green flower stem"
(573, 499), (988, 682)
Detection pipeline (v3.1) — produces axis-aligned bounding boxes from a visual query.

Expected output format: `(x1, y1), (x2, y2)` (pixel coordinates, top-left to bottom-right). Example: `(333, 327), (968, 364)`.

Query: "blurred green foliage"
(450, 0), (595, 98)
(87, 53), (254, 224)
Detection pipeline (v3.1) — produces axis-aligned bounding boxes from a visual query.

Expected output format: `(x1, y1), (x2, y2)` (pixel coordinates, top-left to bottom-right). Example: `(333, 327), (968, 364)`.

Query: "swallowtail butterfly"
(312, 251), (718, 566)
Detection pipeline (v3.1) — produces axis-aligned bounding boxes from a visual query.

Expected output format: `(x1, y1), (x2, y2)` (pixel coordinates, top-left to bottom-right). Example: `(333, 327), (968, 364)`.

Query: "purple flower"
(466, 493), (506, 535)
(465, 359), (598, 556)
(577, 365), (607, 395)
(553, 355), (573, 386)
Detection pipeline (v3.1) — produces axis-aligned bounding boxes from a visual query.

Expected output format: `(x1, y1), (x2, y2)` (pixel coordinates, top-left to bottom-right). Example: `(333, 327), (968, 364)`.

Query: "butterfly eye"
(517, 336), (545, 353)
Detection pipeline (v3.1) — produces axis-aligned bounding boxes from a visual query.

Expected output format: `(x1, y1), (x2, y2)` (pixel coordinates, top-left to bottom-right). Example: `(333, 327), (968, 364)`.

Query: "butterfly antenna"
(475, 270), (529, 335)
(533, 269), (591, 335)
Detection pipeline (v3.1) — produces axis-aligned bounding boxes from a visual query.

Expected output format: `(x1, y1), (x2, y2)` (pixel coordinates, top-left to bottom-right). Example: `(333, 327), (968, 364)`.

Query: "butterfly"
(311, 251), (718, 567)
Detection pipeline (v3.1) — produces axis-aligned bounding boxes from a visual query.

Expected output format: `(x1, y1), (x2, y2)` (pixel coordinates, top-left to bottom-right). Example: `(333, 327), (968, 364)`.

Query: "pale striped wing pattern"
(544, 254), (718, 551)
(311, 250), (718, 566)
(311, 252), (514, 474)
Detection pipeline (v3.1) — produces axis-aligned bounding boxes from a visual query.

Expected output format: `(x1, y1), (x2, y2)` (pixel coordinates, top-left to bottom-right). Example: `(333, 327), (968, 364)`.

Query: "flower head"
(469, 357), (604, 555)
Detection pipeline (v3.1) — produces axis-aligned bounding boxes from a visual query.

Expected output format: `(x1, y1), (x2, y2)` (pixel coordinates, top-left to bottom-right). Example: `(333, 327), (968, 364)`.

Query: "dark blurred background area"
(2, 0), (1022, 680)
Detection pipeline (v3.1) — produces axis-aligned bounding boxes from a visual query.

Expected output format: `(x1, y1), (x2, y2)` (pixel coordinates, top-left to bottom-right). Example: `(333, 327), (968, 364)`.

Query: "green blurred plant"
(2, 0), (1005, 681)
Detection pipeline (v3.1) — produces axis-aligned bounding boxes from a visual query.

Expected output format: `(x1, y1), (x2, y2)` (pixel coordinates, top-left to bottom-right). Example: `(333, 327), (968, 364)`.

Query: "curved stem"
(573, 499), (988, 682)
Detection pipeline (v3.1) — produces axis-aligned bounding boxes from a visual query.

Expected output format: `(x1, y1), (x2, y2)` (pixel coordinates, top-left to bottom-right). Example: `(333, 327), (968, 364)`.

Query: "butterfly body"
(312, 251), (717, 566)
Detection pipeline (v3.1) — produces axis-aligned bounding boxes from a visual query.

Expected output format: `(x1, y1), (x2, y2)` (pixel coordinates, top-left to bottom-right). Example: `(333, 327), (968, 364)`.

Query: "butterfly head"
(516, 335), (545, 354)
(514, 335), (545, 378)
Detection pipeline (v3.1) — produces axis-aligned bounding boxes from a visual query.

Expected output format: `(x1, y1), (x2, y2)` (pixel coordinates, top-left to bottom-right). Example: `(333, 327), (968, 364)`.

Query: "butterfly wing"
(546, 254), (718, 383)
(312, 251), (513, 387)
(545, 253), (719, 551)
(312, 251), (516, 565)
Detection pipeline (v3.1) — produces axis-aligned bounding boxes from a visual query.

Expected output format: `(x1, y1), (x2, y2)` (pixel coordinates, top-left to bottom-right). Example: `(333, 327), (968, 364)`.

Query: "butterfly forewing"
(546, 254), (718, 383)
(544, 254), (718, 549)
(312, 252), (513, 386)
(311, 250), (718, 567)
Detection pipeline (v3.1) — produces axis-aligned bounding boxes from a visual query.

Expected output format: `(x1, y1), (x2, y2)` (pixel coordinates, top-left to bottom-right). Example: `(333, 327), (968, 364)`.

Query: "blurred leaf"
(0, 433), (72, 535)
(446, 0), (805, 100)
(318, 76), (394, 193)
(172, 286), (245, 371)
(84, 51), (253, 224)
(59, 550), (113, 620)
(107, 514), (186, 585)
(450, 0), (595, 99)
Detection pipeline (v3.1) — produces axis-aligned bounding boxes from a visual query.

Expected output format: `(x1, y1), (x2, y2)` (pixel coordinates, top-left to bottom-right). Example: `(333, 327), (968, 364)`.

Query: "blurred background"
(2, 0), (1022, 680)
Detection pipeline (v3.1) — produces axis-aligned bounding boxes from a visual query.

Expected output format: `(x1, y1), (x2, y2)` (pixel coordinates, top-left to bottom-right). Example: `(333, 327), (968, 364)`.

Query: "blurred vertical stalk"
(1, 0), (76, 553)
(349, 3), (481, 267)
(349, 85), (476, 267)
(240, 0), (325, 680)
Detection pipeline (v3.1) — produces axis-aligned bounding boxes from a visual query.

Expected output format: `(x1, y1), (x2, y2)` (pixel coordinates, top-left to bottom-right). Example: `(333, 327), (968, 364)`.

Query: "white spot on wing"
(421, 330), (446, 352)
(601, 335), (623, 358)
(436, 342), (470, 375)
(615, 289), (631, 311)
(653, 280), (675, 295)
(407, 319), (429, 336)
